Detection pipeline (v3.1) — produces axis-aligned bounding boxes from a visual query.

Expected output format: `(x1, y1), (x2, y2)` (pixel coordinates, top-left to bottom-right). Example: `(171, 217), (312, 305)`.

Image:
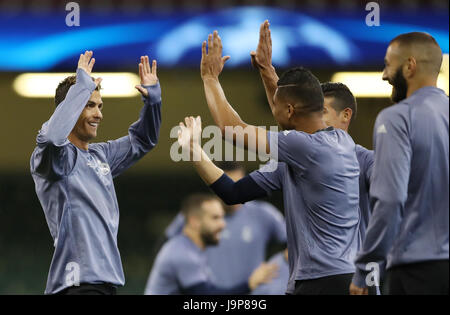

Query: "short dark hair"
(216, 161), (245, 173)
(276, 67), (324, 115)
(321, 82), (357, 122)
(390, 32), (442, 74)
(54, 75), (100, 107)
(180, 193), (220, 218)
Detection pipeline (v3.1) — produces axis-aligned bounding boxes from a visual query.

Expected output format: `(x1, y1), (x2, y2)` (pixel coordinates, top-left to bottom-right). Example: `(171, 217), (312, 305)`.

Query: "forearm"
(192, 145), (224, 185)
(258, 65), (278, 111)
(202, 76), (247, 132)
(42, 69), (96, 145)
(128, 83), (162, 152)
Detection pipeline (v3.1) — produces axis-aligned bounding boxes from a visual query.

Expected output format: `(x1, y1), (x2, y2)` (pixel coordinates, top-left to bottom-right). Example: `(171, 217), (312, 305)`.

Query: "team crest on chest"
(87, 156), (111, 177)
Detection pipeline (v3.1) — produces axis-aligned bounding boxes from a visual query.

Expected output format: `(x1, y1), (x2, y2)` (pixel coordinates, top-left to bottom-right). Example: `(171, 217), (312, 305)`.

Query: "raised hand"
(250, 20), (272, 70)
(78, 50), (102, 86)
(177, 116), (203, 154)
(201, 31), (230, 80)
(135, 56), (158, 97)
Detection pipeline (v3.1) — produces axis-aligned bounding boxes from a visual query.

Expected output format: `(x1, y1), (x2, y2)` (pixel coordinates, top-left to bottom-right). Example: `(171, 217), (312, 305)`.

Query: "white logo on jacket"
(241, 226), (253, 243)
(87, 156), (111, 185)
(377, 124), (387, 134)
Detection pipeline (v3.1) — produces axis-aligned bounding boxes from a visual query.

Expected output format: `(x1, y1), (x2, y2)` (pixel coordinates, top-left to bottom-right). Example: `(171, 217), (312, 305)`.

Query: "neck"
(226, 204), (241, 215)
(68, 134), (89, 151)
(292, 113), (327, 134)
(183, 226), (205, 250)
(407, 76), (438, 98)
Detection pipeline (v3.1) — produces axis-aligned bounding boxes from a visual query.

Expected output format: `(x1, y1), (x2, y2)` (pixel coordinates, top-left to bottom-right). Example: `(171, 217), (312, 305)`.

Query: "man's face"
(272, 89), (293, 130)
(323, 96), (347, 130)
(382, 44), (408, 103)
(71, 90), (103, 143)
(199, 200), (226, 246)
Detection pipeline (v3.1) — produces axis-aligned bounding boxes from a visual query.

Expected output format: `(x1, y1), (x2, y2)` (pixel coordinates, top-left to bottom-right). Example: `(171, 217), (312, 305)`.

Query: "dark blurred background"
(0, 0), (448, 294)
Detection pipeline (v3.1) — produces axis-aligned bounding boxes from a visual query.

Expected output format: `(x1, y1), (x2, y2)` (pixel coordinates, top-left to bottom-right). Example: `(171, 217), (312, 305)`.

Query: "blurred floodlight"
(13, 72), (140, 98)
(332, 54), (449, 97)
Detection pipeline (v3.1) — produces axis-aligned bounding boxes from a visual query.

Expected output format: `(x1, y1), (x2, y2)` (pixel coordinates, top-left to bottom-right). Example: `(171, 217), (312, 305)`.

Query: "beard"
(200, 229), (220, 246)
(390, 67), (408, 103)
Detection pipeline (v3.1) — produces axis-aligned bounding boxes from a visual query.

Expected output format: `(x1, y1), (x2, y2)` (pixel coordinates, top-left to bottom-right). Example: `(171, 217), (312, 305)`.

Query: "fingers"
(259, 21), (265, 43)
(138, 63), (144, 81)
(152, 59), (157, 76)
(145, 56), (151, 74)
(222, 56), (230, 64)
(185, 116), (191, 128)
(78, 50), (93, 71)
(202, 41), (207, 57)
(94, 77), (102, 87)
(195, 116), (202, 129)
(88, 57), (95, 72)
(208, 34), (213, 55)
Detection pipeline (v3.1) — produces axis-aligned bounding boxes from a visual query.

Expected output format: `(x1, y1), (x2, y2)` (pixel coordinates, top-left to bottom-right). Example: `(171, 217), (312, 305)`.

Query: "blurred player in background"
(163, 161), (287, 291)
(30, 51), (162, 295)
(251, 249), (289, 295)
(144, 194), (278, 294)
(351, 32), (449, 295)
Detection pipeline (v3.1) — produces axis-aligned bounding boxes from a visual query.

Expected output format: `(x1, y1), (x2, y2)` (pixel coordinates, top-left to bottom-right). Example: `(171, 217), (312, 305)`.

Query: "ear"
(341, 108), (353, 124)
(404, 56), (417, 78)
(287, 103), (295, 119)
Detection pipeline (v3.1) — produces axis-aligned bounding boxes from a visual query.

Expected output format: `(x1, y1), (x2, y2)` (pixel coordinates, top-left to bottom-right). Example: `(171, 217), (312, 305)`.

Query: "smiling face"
(70, 90), (103, 143)
(382, 43), (409, 103)
(322, 96), (351, 131)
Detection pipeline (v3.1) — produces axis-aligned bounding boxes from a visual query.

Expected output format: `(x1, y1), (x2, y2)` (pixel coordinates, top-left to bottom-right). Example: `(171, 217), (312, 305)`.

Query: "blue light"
(0, 7), (447, 71)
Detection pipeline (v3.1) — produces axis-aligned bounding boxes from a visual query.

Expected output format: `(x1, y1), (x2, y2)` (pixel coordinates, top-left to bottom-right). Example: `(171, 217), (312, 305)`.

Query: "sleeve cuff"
(141, 82), (162, 104)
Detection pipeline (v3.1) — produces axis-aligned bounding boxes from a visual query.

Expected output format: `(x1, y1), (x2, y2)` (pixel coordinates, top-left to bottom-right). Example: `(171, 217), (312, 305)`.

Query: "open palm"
(135, 56), (158, 96)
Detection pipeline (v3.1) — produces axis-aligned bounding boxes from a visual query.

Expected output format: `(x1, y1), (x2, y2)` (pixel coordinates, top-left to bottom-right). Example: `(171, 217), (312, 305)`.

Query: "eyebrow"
(87, 101), (103, 107)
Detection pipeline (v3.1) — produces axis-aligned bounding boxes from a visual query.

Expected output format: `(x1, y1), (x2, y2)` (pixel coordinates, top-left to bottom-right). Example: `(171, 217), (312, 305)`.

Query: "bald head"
(383, 32), (443, 103)
(389, 32), (443, 76)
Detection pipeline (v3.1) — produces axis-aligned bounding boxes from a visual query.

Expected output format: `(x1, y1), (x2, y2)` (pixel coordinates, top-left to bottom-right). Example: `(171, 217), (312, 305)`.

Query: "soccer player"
(350, 32), (449, 295)
(251, 20), (374, 246)
(176, 30), (360, 295)
(163, 161), (287, 290)
(251, 249), (289, 295)
(30, 51), (162, 295)
(144, 194), (278, 294)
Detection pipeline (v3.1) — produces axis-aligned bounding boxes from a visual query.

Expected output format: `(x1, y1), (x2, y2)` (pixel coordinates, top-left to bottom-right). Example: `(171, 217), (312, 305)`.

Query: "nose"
(94, 106), (103, 120)
(382, 69), (388, 81)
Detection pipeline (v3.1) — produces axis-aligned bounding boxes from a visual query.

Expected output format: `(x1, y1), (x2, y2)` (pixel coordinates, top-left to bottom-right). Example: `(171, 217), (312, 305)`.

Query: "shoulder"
(377, 103), (410, 125)
(157, 236), (186, 265)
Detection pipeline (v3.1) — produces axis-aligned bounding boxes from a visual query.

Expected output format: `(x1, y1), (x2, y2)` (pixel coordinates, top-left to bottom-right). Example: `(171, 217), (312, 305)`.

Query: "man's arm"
(37, 51), (100, 146)
(350, 108), (411, 294)
(183, 262), (278, 295)
(201, 31), (269, 155)
(250, 20), (279, 113)
(178, 116), (268, 205)
(94, 56), (162, 178)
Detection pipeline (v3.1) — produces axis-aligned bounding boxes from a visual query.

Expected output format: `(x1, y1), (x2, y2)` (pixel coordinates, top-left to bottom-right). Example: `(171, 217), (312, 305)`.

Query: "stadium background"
(0, 0), (448, 294)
